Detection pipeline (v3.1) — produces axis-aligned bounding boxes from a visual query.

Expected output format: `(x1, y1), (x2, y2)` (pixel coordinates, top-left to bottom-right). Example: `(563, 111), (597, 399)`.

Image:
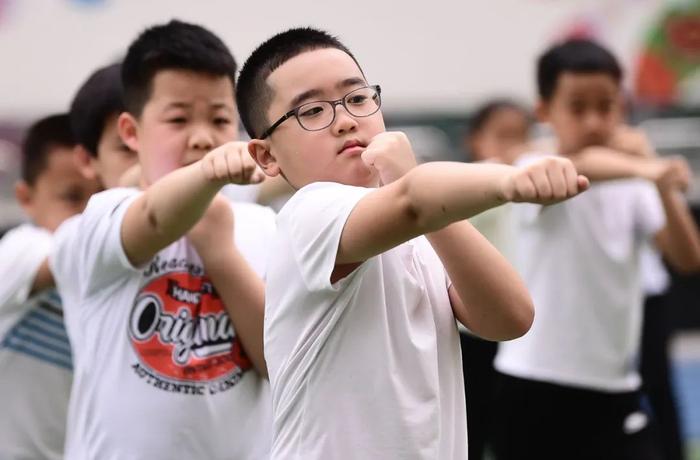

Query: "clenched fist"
(501, 156), (590, 204)
(201, 141), (266, 185)
(641, 156), (692, 192)
(361, 132), (417, 185)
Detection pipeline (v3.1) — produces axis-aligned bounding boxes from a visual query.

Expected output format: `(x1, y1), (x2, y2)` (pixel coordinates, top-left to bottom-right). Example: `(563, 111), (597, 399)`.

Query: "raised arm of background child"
(653, 159), (700, 274)
(570, 146), (676, 183)
(120, 142), (265, 267)
(336, 132), (589, 264)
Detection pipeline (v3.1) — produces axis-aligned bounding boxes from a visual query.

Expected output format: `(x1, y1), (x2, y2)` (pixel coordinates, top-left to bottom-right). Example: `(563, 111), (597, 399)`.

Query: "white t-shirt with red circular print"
(50, 188), (275, 460)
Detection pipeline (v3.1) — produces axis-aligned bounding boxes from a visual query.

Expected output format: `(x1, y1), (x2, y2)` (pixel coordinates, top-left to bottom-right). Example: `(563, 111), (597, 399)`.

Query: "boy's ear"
(248, 140), (281, 177)
(74, 145), (99, 181)
(535, 99), (550, 123)
(14, 180), (33, 210)
(118, 112), (140, 153)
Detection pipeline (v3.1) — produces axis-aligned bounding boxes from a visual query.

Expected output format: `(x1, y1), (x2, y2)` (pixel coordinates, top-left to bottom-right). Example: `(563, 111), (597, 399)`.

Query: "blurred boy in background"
(0, 114), (99, 459)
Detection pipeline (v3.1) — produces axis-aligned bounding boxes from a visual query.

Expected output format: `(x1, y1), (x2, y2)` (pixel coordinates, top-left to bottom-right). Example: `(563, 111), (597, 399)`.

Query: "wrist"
(496, 172), (516, 203)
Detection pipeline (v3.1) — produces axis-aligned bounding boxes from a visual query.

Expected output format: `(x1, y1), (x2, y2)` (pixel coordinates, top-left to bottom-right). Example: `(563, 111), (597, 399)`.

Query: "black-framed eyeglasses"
(259, 85), (382, 139)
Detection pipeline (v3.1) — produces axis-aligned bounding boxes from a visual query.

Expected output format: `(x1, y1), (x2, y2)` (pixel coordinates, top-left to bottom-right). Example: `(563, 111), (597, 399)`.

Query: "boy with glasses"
(235, 27), (590, 459)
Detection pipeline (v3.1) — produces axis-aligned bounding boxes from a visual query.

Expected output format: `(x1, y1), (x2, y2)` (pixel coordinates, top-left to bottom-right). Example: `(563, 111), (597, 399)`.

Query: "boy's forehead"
(267, 48), (365, 106)
(38, 147), (80, 180)
(148, 69), (235, 106)
(553, 72), (619, 98)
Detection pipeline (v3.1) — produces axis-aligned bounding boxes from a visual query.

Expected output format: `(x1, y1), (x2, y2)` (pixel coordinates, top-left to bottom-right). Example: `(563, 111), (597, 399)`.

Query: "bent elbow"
(669, 254), (700, 275)
(479, 297), (534, 342)
(506, 299), (535, 340)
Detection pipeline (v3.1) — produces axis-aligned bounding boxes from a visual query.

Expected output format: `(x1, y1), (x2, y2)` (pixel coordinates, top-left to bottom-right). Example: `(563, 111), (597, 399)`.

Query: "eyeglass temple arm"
(259, 110), (296, 139)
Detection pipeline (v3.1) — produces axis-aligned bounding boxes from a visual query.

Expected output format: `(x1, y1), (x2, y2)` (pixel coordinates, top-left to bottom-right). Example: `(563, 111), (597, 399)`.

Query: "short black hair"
(237, 27), (362, 139)
(469, 99), (530, 136)
(70, 62), (125, 158)
(21, 114), (75, 185)
(122, 19), (237, 116)
(537, 39), (623, 101)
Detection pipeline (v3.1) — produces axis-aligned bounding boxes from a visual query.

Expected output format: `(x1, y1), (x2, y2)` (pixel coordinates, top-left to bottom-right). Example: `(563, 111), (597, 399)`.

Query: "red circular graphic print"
(128, 271), (251, 382)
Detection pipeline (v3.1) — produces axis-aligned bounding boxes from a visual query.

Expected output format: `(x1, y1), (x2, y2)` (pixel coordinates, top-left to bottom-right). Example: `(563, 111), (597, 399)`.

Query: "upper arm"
(120, 194), (161, 267)
(448, 284), (470, 328)
(336, 179), (422, 264)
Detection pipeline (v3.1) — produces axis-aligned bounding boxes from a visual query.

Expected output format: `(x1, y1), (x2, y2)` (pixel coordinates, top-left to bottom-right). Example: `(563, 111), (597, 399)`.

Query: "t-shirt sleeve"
(50, 188), (142, 299)
(282, 182), (373, 292)
(634, 181), (665, 241)
(0, 225), (52, 313)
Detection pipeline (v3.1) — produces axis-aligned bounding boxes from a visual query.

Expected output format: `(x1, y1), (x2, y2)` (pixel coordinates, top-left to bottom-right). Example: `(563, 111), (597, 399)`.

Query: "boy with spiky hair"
(235, 27), (589, 459)
(50, 20), (274, 459)
(492, 39), (700, 459)
(70, 62), (139, 189)
(0, 114), (99, 459)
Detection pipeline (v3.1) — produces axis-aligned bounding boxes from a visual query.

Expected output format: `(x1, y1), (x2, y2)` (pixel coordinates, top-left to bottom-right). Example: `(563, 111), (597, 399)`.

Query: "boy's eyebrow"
(211, 102), (234, 111)
(163, 102), (234, 111)
(289, 77), (367, 109)
(164, 102), (191, 109)
(289, 89), (323, 109)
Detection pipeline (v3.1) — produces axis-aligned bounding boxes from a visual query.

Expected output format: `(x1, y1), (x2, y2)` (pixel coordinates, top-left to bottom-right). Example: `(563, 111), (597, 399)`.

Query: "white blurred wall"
(0, 0), (667, 120)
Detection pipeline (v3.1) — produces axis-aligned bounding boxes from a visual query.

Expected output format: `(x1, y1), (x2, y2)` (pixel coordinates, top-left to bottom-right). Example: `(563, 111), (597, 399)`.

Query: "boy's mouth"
(338, 139), (366, 155)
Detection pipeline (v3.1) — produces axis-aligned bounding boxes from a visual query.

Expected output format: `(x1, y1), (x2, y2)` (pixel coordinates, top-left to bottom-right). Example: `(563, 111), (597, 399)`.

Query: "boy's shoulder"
(0, 224), (52, 271)
(0, 223), (51, 247)
(279, 181), (370, 219)
(85, 187), (140, 211)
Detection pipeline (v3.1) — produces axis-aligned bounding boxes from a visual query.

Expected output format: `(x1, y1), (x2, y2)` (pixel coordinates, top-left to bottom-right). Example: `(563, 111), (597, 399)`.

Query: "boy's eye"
(346, 94), (368, 105)
(598, 102), (612, 114)
(298, 104), (326, 118)
(569, 102), (586, 116)
(167, 117), (187, 124)
(214, 117), (231, 125)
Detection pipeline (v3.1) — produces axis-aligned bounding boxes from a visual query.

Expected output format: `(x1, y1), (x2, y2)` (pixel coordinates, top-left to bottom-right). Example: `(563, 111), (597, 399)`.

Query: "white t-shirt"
(640, 243), (670, 296)
(265, 182), (467, 460)
(50, 188), (275, 460)
(0, 224), (72, 460)
(222, 183), (262, 204)
(495, 153), (665, 392)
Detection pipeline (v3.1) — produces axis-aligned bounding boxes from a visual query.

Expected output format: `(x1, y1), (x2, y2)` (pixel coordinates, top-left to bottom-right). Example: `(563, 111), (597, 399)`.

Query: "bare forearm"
(199, 245), (268, 378)
(405, 162), (514, 232)
(139, 164), (221, 243)
(657, 189), (700, 273)
(337, 162), (513, 264)
(123, 164), (221, 265)
(571, 147), (649, 182)
(427, 221), (533, 340)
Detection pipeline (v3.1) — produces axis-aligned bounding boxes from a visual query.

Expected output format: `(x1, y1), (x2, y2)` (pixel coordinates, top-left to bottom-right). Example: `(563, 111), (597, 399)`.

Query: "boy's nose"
(331, 106), (358, 136)
(189, 127), (215, 151)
